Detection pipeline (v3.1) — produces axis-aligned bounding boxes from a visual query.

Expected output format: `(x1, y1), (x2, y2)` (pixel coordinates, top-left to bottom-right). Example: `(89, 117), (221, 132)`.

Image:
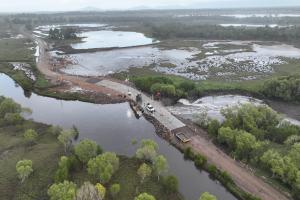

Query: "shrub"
(184, 147), (195, 160)
(16, 159), (33, 183)
(162, 175), (179, 193)
(208, 120), (221, 137)
(74, 139), (98, 164)
(110, 184), (121, 198)
(220, 171), (234, 185)
(207, 164), (218, 178)
(54, 156), (71, 183)
(23, 129), (38, 144)
(194, 154), (207, 169)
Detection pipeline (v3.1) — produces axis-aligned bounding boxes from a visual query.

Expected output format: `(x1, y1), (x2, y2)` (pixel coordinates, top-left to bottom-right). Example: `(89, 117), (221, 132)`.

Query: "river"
(0, 73), (237, 200)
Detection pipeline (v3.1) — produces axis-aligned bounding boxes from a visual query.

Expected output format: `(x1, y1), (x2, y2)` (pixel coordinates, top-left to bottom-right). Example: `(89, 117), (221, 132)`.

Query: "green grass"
(0, 121), (64, 200)
(0, 38), (34, 62)
(71, 156), (183, 200)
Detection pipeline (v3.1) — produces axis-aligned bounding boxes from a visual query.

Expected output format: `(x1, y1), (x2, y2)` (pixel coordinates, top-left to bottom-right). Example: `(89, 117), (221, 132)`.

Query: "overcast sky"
(1, 0), (300, 12)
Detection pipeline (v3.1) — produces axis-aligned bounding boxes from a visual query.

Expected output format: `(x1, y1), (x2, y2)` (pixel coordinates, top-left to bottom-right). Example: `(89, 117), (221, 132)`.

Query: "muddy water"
(0, 73), (236, 200)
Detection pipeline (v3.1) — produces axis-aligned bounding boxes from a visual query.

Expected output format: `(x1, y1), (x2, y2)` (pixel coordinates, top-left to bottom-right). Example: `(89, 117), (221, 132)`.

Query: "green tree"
(199, 192), (217, 200)
(134, 193), (156, 200)
(55, 156), (71, 182)
(48, 181), (77, 200)
(234, 130), (257, 159)
(23, 129), (38, 144)
(193, 110), (210, 128)
(47, 126), (63, 137)
(207, 120), (220, 136)
(289, 143), (300, 167)
(3, 113), (23, 125)
(87, 152), (119, 183)
(217, 127), (236, 148)
(110, 184), (120, 198)
(137, 163), (152, 183)
(58, 130), (75, 153)
(136, 139), (158, 163)
(153, 155), (168, 180)
(16, 159), (33, 183)
(95, 183), (106, 199)
(162, 175), (178, 193)
(0, 98), (21, 117)
(74, 139), (98, 164)
(76, 182), (100, 200)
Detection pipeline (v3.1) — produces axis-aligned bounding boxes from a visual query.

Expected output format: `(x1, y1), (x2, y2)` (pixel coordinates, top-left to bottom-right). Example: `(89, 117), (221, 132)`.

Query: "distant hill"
(80, 6), (102, 12)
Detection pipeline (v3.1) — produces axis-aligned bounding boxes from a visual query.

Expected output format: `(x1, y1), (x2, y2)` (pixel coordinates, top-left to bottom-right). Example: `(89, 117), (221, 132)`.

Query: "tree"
(87, 152), (119, 183)
(193, 110), (210, 128)
(55, 156), (71, 182)
(137, 163), (152, 183)
(48, 181), (77, 200)
(3, 113), (24, 125)
(76, 182), (101, 200)
(58, 130), (75, 153)
(95, 183), (106, 200)
(134, 193), (156, 200)
(23, 129), (38, 144)
(16, 159), (33, 183)
(153, 155), (168, 180)
(289, 143), (300, 167)
(110, 184), (120, 198)
(47, 126), (63, 136)
(0, 98), (21, 117)
(74, 139), (98, 164)
(162, 175), (178, 193)
(136, 140), (158, 163)
(217, 127), (237, 148)
(234, 130), (257, 159)
(199, 192), (217, 200)
(207, 120), (220, 136)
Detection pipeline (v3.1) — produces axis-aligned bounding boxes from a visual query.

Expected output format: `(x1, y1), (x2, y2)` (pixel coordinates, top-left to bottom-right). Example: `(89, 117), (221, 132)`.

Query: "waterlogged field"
(54, 37), (300, 81)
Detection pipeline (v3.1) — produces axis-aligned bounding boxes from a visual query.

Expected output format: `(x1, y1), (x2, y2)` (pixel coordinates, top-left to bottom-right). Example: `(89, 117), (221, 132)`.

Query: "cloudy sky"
(1, 0), (300, 12)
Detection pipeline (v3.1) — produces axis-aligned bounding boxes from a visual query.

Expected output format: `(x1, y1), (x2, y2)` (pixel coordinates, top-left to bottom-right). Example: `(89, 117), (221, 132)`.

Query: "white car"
(146, 103), (155, 113)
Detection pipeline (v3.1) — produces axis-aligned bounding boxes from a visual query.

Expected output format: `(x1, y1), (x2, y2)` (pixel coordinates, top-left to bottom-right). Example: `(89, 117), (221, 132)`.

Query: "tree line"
(149, 23), (300, 42)
(262, 75), (300, 102)
(197, 103), (300, 199)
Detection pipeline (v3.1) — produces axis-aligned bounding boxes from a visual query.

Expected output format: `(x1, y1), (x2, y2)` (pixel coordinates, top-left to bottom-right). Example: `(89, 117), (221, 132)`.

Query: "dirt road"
(97, 79), (185, 130)
(31, 33), (289, 200)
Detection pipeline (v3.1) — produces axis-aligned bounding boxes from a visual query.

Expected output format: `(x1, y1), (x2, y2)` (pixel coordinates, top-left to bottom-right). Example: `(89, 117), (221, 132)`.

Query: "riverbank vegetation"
(149, 23), (300, 42)
(0, 96), (186, 200)
(48, 28), (77, 40)
(196, 104), (300, 199)
(182, 147), (260, 200)
(262, 75), (300, 102)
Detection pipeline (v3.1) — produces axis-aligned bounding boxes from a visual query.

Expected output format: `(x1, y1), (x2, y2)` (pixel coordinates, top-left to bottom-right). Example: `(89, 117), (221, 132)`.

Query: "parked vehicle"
(146, 103), (155, 113)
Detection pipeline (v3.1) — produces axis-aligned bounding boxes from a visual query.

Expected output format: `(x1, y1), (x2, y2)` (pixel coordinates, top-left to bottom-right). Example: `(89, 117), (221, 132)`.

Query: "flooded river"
(0, 73), (237, 200)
